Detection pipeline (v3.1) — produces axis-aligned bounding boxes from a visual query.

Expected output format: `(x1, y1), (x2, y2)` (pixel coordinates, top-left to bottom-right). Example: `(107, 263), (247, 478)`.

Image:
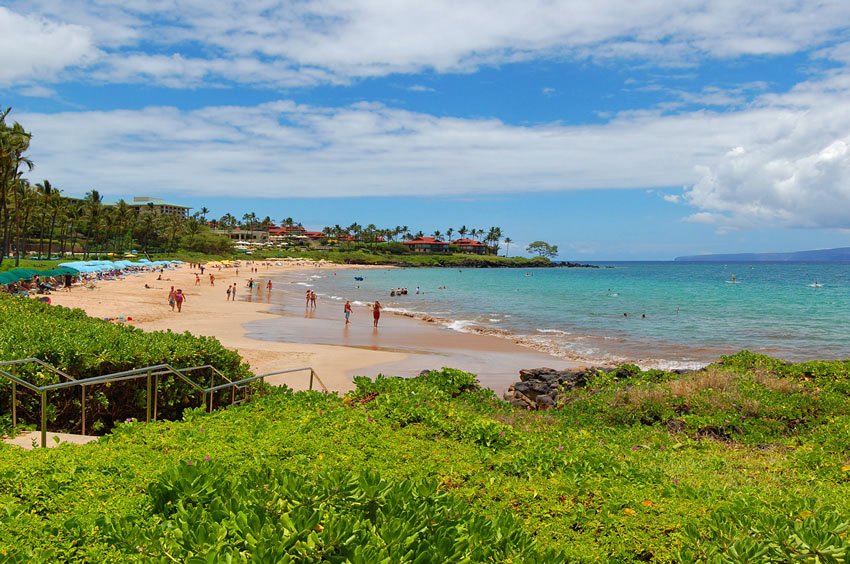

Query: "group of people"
(306, 289), (318, 309)
(342, 299), (382, 327)
(246, 278), (273, 291)
(167, 286), (186, 312)
(389, 287), (409, 296)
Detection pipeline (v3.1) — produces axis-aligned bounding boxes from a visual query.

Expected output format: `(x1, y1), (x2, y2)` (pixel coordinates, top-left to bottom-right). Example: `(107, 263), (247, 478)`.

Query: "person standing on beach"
(310, 291), (317, 309)
(226, 285), (232, 300)
(231, 284), (237, 301)
(209, 273), (215, 286)
(344, 300), (352, 324)
(306, 289), (311, 308)
(267, 280), (272, 291)
(174, 289), (185, 312)
(371, 300), (381, 328)
(168, 286), (176, 311)
(195, 274), (200, 286)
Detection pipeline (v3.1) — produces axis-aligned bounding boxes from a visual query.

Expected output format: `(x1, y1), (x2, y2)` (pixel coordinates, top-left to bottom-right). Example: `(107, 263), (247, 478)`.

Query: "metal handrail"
(1, 359), (323, 448)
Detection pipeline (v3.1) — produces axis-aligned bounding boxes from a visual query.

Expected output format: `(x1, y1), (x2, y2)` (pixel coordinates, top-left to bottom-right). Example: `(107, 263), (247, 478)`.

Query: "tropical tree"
(199, 207), (210, 222)
(219, 213), (237, 229)
(82, 190), (104, 257)
(446, 227), (454, 242)
(458, 225), (467, 239)
(34, 180), (54, 258)
(526, 240), (559, 258)
(504, 237), (513, 257)
(0, 109), (33, 265)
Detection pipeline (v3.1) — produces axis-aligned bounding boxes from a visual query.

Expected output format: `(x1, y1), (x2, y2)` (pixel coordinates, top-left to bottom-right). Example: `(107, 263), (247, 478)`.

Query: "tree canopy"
(526, 240), (559, 258)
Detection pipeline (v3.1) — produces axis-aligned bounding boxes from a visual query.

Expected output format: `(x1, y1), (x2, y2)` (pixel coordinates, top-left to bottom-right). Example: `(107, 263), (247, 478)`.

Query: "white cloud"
(663, 194), (682, 203)
(6, 1), (850, 87)
(542, 87), (556, 96)
(407, 84), (435, 92)
(18, 85), (57, 98)
(0, 7), (96, 84)
(13, 68), (850, 230)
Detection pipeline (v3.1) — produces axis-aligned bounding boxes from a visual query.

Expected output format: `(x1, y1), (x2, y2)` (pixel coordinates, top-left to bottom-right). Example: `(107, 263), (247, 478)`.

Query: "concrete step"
(3, 431), (99, 450)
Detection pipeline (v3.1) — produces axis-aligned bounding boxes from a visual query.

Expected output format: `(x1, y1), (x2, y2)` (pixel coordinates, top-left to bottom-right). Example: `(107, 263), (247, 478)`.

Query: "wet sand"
(46, 262), (579, 394)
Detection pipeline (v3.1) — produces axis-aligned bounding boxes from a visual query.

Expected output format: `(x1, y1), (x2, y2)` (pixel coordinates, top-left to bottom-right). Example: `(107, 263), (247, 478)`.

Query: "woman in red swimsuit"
(372, 301), (381, 327)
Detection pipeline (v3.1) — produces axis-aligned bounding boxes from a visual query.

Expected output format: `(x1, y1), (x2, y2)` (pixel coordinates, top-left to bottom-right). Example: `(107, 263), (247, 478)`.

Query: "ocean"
(268, 262), (850, 370)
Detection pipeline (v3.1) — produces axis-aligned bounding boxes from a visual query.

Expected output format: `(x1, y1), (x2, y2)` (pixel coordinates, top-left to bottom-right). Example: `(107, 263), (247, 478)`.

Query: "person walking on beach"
(174, 289), (185, 312)
(344, 300), (352, 324)
(267, 280), (272, 291)
(371, 300), (382, 328)
(209, 273), (215, 286)
(226, 285), (232, 300)
(230, 284), (237, 301)
(310, 291), (317, 309)
(306, 289), (311, 308)
(195, 273), (200, 286)
(168, 286), (176, 311)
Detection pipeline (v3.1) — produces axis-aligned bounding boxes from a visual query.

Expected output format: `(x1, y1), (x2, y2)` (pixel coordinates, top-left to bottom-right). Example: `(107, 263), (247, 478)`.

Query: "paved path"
(3, 431), (99, 450)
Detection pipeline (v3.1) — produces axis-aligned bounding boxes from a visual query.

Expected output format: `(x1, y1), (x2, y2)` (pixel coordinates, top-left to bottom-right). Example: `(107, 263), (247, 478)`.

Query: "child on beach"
(344, 300), (352, 324)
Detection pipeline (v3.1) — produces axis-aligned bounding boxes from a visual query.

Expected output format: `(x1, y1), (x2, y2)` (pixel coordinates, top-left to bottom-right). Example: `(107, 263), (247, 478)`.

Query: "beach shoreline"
(46, 261), (579, 394)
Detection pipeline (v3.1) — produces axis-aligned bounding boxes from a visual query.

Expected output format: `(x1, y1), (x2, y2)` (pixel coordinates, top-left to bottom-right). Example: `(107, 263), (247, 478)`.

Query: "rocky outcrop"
(503, 365), (696, 410)
(503, 367), (596, 410)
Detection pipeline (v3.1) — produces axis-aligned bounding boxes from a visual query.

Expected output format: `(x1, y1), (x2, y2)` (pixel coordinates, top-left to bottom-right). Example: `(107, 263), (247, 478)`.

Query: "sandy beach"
(47, 262), (579, 394)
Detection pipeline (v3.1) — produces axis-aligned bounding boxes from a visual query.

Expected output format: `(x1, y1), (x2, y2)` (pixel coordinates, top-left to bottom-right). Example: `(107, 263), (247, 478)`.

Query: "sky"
(3, 1), (850, 260)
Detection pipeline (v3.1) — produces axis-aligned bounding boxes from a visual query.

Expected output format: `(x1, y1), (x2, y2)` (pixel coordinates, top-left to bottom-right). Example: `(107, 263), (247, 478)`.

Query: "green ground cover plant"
(0, 296), (252, 436)
(0, 357), (848, 561)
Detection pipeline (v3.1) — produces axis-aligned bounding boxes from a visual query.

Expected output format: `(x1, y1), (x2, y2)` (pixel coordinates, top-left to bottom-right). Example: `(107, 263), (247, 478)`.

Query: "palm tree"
(82, 189), (103, 257)
(458, 225), (467, 239)
(504, 237), (513, 257)
(200, 207), (210, 223)
(219, 213), (237, 229)
(0, 111), (34, 265)
(446, 227), (454, 243)
(34, 180), (54, 258)
(241, 212), (258, 229)
(432, 230), (442, 241)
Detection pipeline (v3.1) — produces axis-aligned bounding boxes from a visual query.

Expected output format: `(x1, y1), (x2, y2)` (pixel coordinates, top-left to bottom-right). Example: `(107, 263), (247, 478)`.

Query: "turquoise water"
(283, 262), (850, 368)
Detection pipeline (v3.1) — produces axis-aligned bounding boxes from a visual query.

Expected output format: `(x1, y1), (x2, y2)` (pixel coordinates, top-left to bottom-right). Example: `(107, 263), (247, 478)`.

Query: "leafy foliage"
(0, 295), (252, 434)
(1, 357), (849, 561)
(99, 461), (561, 562)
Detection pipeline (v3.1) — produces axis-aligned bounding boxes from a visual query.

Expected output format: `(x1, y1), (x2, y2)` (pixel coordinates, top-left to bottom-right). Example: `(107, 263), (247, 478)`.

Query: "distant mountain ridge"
(675, 247), (850, 262)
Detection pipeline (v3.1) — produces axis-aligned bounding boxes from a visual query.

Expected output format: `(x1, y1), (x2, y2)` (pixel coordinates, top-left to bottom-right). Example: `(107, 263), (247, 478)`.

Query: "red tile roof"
(452, 238), (486, 246)
(402, 237), (447, 245)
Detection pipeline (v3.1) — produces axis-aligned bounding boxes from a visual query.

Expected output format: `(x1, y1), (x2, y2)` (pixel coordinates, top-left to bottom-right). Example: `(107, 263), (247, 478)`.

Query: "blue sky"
(3, 1), (850, 259)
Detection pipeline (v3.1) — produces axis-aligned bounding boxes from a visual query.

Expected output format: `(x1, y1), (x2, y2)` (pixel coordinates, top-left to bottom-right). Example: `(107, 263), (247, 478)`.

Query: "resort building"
(213, 228), (269, 244)
(452, 238), (489, 255)
(268, 225), (325, 246)
(402, 237), (449, 253)
(128, 196), (192, 218)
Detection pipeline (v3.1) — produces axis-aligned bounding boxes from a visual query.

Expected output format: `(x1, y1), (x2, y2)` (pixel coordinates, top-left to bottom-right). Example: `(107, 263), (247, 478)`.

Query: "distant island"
(675, 246), (850, 262)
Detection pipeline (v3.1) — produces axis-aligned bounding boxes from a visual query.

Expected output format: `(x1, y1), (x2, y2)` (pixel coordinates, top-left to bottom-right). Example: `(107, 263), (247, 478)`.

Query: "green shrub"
(0, 295), (253, 434)
(99, 460), (563, 562)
